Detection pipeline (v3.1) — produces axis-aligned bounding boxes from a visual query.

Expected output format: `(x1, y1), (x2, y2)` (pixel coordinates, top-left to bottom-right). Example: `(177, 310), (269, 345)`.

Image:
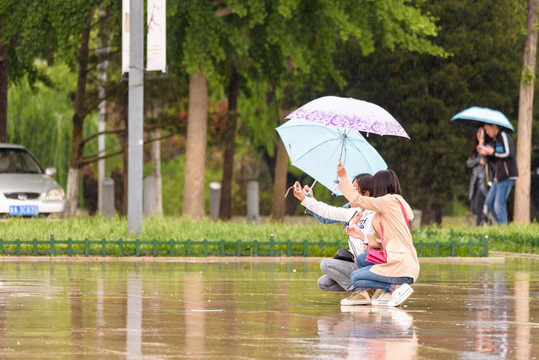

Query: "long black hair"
(370, 169), (402, 197)
(470, 126), (491, 157)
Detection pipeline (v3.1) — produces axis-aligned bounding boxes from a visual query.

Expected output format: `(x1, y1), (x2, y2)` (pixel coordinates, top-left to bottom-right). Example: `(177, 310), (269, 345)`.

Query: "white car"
(0, 144), (66, 217)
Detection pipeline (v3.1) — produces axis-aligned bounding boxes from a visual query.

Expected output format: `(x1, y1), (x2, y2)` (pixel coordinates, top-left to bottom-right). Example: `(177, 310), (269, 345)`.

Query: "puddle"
(0, 259), (537, 359)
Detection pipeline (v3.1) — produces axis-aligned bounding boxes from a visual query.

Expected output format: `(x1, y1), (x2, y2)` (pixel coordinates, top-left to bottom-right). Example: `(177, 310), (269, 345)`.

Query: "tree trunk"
(151, 128), (163, 217)
(0, 42), (8, 142)
(182, 70), (208, 219)
(514, 0), (539, 224)
(65, 168), (81, 216)
(420, 206), (443, 225)
(121, 83), (129, 216)
(122, 138), (128, 216)
(64, 14), (92, 217)
(219, 67), (239, 220)
(270, 115), (289, 221)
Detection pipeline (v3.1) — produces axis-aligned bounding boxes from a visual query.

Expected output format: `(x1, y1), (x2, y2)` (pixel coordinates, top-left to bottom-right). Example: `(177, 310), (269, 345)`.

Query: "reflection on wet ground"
(0, 258), (537, 359)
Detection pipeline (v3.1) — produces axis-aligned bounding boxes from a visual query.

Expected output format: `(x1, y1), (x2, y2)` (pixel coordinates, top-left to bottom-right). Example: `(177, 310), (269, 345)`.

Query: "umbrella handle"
(306, 180), (318, 197)
(332, 130), (348, 186)
(338, 130), (347, 160)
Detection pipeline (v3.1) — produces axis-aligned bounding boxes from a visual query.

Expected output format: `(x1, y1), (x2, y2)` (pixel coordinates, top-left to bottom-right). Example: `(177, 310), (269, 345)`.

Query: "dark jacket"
(488, 131), (518, 181)
(466, 152), (490, 200)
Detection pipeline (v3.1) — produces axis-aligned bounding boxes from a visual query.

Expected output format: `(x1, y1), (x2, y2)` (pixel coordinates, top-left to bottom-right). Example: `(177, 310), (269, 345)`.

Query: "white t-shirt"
(301, 197), (375, 256)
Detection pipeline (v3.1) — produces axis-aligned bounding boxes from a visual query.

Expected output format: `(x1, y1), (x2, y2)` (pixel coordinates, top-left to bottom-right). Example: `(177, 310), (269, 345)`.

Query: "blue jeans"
(351, 253), (413, 292)
(485, 179), (515, 224)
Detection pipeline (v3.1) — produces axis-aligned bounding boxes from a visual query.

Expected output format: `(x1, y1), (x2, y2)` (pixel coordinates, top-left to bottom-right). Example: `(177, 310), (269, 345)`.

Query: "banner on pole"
(122, 0), (130, 74)
(146, 0), (166, 72)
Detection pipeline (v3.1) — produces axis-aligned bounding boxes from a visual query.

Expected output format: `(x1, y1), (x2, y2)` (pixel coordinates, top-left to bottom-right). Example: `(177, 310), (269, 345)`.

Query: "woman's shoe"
(387, 283), (414, 307)
(340, 290), (371, 306)
(370, 289), (383, 300)
(370, 291), (392, 306)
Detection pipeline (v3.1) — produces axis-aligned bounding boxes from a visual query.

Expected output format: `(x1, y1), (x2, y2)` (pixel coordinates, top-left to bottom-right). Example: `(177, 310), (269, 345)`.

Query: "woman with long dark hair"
(467, 126), (491, 225)
(336, 162), (419, 307)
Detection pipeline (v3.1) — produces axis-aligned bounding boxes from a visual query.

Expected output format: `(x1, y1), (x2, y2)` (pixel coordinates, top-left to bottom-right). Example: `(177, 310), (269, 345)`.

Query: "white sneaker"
(340, 290), (371, 306)
(387, 283), (414, 307)
(370, 291), (392, 306)
(370, 289), (384, 300)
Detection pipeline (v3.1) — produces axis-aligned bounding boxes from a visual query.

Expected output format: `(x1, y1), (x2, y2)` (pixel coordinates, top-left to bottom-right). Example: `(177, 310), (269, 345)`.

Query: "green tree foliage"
(0, 0), (56, 84)
(332, 0), (526, 223)
(236, 0), (448, 217)
(7, 63), (74, 187)
(0, 0), (57, 141)
(7, 0), (533, 223)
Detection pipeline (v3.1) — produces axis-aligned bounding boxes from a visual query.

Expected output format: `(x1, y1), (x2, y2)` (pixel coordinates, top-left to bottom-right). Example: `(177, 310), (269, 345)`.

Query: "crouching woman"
(337, 162), (419, 307)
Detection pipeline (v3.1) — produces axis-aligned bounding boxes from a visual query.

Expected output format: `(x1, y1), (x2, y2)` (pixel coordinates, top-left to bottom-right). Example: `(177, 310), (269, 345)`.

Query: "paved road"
(0, 257), (536, 359)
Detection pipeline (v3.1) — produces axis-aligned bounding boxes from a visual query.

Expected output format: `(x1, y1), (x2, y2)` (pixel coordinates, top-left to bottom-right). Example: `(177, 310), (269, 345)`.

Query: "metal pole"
(96, 5), (108, 214)
(128, 0), (143, 233)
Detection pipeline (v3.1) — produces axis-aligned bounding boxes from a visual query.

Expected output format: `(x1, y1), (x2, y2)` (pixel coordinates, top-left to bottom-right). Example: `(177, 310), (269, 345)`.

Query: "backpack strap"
(379, 221), (387, 258)
(396, 198), (411, 232)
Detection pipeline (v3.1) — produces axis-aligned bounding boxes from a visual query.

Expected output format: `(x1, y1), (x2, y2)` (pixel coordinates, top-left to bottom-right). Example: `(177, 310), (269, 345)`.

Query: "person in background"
(477, 123), (518, 224)
(337, 162), (419, 307)
(466, 126), (491, 226)
(292, 175), (377, 305)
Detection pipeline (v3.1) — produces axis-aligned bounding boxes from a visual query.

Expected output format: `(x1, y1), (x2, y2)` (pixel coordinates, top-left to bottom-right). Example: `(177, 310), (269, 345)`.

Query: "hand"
(477, 127), (485, 143)
(345, 225), (365, 241)
(367, 237), (382, 249)
(336, 159), (347, 179)
(476, 144), (494, 156)
(348, 211), (363, 226)
(292, 181), (305, 201)
(303, 185), (312, 198)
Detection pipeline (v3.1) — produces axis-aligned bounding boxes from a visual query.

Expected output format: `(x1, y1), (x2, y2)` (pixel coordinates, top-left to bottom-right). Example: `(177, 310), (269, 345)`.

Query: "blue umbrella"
(276, 118), (387, 196)
(450, 106), (514, 132)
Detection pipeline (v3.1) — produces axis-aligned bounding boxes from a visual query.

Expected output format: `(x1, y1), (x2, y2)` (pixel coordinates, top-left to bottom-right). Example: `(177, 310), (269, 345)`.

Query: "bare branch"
(79, 149), (124, 167)
(145, 133), (174, 144)
(80, 128), (126, 146)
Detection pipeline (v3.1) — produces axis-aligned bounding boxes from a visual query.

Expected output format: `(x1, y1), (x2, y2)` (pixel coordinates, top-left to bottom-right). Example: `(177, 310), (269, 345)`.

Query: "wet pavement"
(0, 257), (537, 359)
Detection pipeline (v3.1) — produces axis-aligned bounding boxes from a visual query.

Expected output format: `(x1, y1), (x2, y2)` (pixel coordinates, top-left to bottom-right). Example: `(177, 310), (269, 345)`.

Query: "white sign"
(146, 0), (166, 72)
(122, 0), (130, 74)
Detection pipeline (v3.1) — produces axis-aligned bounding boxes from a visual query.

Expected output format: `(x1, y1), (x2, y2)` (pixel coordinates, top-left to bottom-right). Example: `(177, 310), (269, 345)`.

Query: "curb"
(0, 255), (506, 263)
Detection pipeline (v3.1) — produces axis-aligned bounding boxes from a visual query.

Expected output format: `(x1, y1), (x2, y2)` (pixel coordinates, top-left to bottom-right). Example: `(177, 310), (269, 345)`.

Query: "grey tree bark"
(65, 14), (92, 217)
(270, 115), (289, 221)
(514, 0), (538, 223)
(151, 128), (163, 217)
(219, 67), (239, 220)
(0, 42), (8, 142)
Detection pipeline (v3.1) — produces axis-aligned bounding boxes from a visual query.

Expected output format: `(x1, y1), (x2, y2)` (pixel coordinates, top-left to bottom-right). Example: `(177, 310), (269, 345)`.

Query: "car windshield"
(0, 148), (43, 174)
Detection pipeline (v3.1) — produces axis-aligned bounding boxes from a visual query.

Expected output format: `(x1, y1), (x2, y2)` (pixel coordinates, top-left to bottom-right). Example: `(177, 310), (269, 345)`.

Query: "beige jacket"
(338, 177), (420, 282)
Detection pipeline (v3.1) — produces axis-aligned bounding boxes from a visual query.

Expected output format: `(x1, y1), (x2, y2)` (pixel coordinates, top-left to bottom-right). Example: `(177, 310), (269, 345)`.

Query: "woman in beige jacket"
(337, 161), (419, 307)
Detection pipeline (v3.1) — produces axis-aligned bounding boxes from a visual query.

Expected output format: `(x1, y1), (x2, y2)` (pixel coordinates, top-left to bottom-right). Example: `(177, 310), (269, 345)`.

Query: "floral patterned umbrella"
(285, 96), (409, 139)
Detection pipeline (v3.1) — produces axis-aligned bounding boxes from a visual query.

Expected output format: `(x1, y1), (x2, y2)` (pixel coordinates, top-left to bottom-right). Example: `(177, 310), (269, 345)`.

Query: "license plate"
(9, 205), (39, 216)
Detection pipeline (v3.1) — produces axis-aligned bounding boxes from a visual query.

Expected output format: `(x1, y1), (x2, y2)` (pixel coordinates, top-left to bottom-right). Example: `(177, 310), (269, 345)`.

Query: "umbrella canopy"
(285, 96), (409, 138)
(450, 106), (514, 132)
(276, 118), (387, 196)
